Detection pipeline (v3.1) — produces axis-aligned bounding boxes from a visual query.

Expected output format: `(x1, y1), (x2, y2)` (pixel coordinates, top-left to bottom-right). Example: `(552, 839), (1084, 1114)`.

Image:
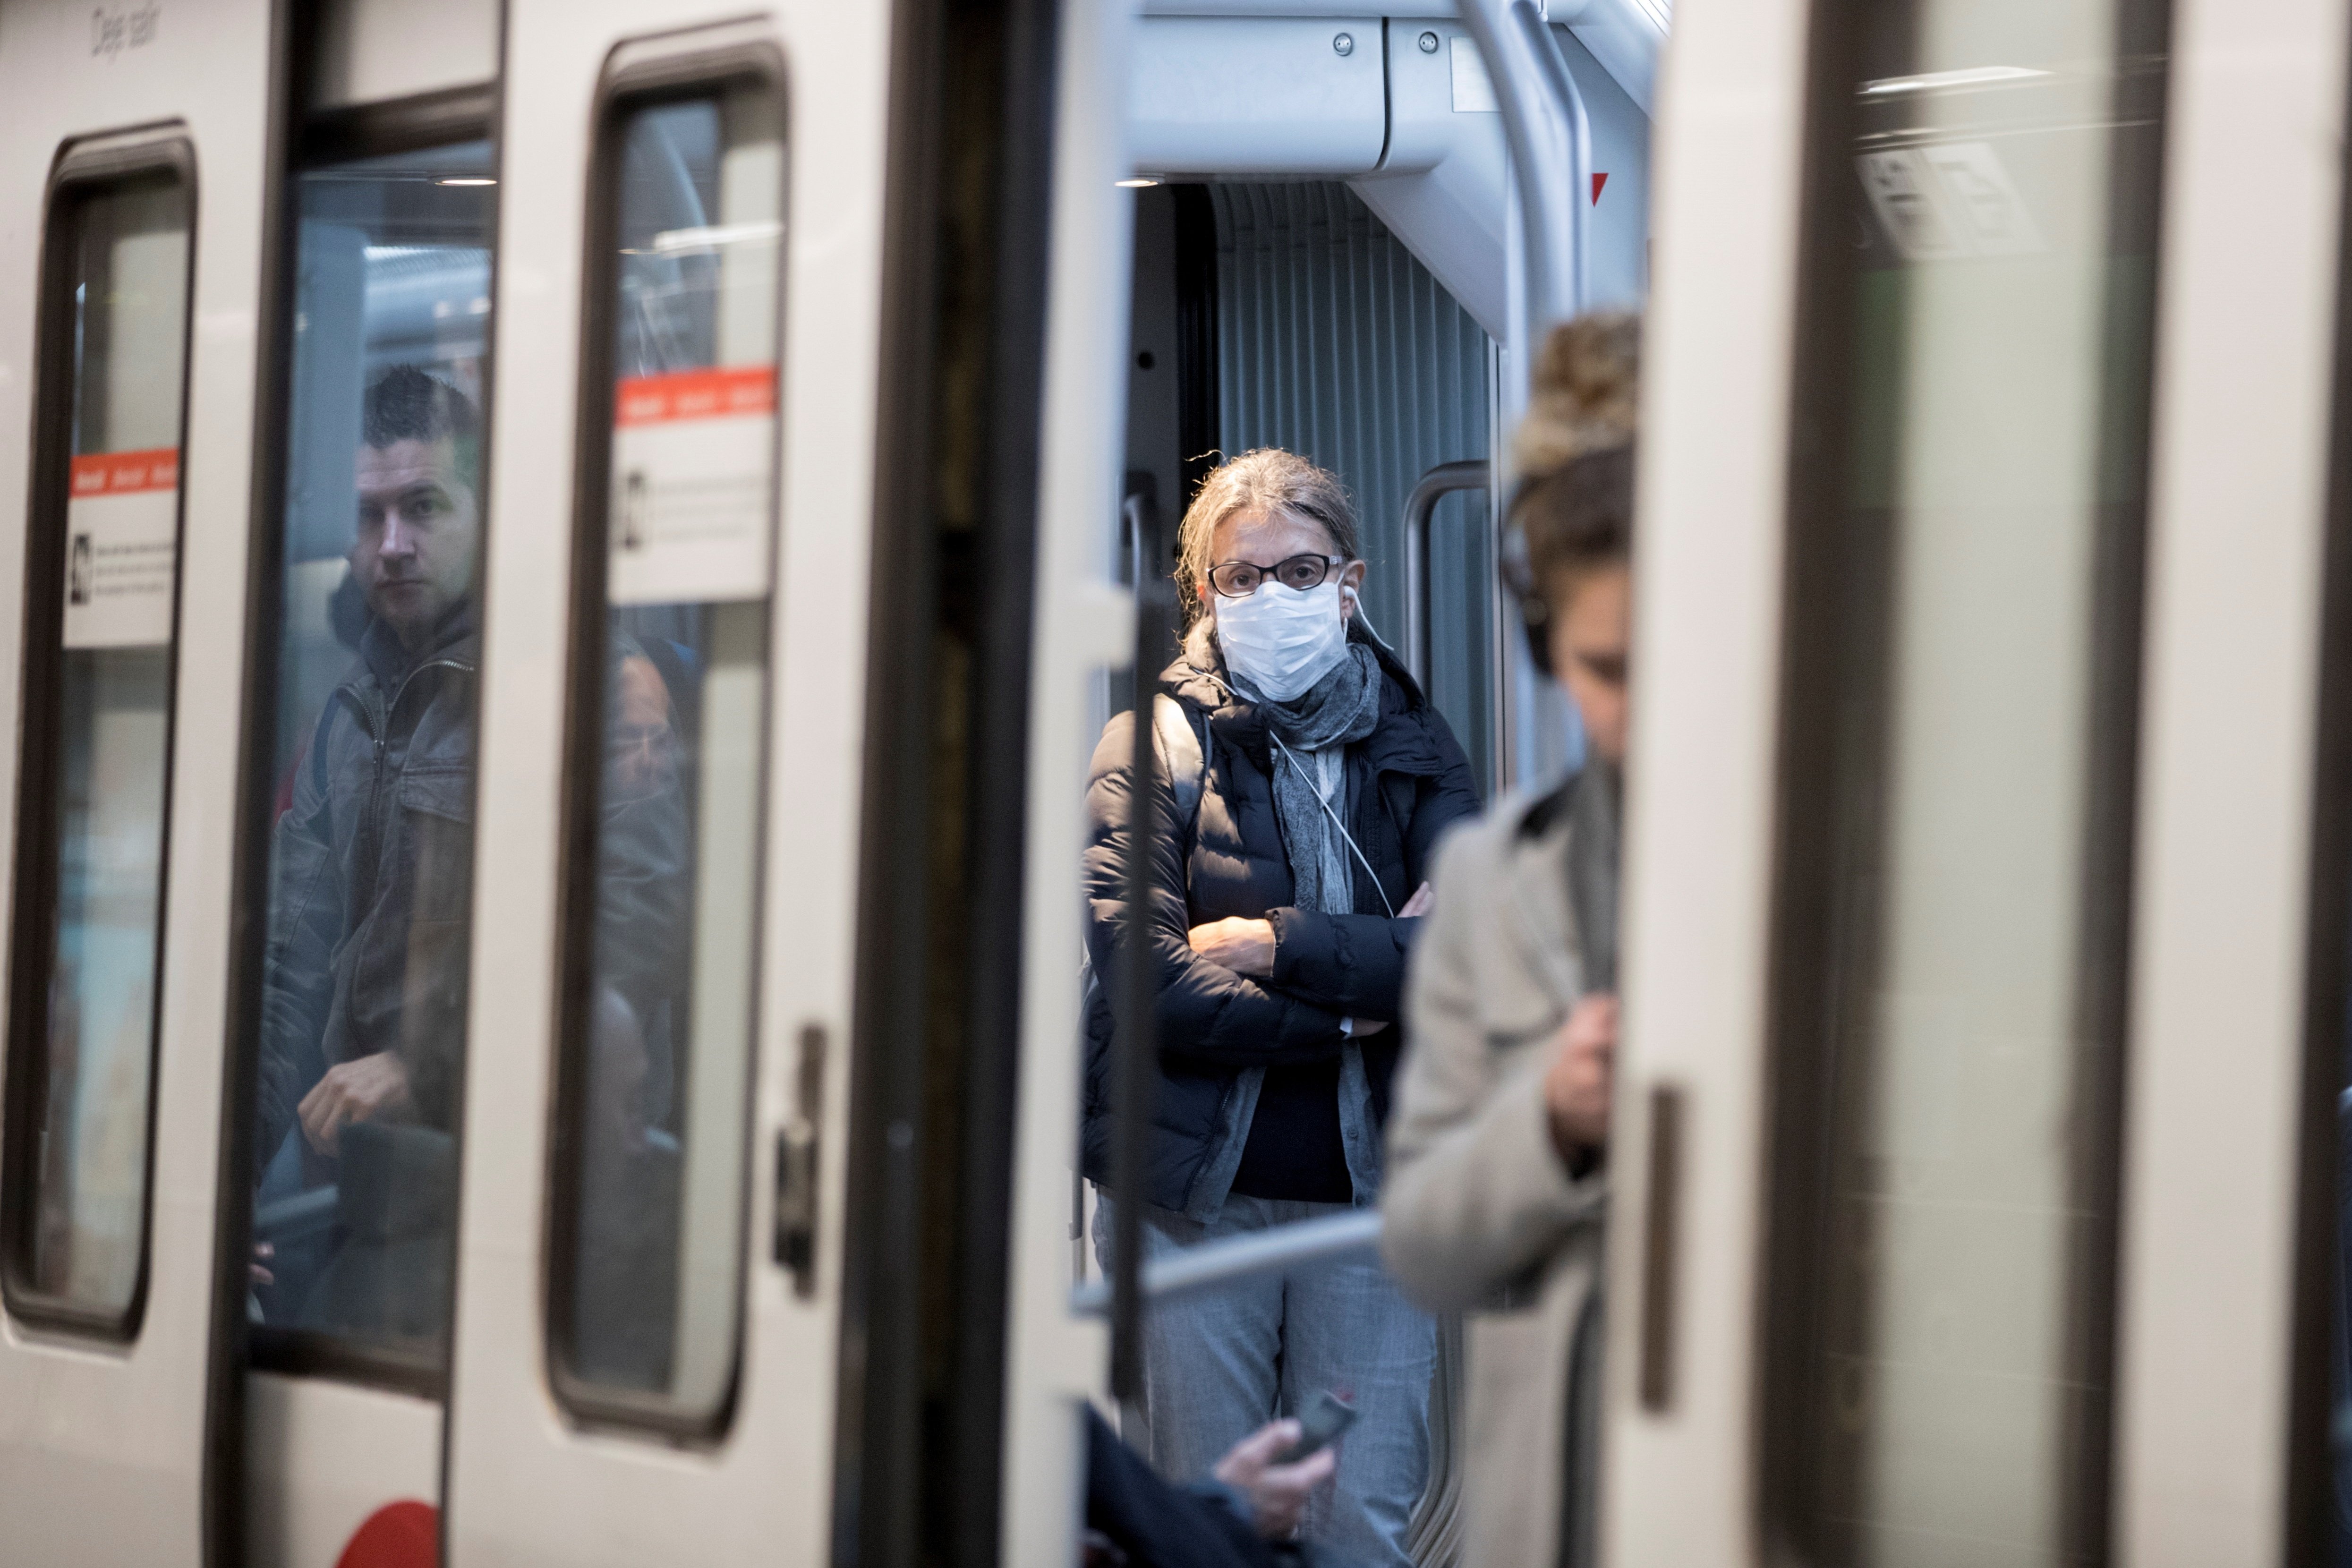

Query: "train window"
(1760, 0), (2167, 1561)
(244, 137), (494, 1378)
(0, 149), (193, 1334)
(545, 68), (782, 1428)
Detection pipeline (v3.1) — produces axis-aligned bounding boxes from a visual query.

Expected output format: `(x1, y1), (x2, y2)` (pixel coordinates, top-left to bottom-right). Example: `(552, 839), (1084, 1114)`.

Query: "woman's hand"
(1543, 992), (1616, 1164)
(1188, 915), (1276, 976)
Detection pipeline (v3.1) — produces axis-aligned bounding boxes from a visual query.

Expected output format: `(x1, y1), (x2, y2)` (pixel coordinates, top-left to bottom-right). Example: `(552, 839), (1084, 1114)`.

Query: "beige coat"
(1382, 781), (1607, 1568)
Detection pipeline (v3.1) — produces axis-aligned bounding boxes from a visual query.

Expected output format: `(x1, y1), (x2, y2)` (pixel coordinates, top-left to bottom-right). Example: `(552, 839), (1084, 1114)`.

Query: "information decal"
(63, 447), (179, 649)
(609, 365), (778, 606)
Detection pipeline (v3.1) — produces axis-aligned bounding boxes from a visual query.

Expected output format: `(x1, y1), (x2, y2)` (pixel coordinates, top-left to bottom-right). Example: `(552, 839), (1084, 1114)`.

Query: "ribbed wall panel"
(1210, 181), (1496, 790)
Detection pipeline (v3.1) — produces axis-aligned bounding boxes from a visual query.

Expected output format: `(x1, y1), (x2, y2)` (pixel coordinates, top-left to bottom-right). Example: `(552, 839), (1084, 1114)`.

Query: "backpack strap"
(1151, 693), (1208, 842)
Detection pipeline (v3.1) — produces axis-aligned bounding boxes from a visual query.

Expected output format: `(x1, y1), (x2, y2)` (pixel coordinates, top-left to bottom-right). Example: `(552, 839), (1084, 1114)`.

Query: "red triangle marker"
(1592, 172), (1609, 205)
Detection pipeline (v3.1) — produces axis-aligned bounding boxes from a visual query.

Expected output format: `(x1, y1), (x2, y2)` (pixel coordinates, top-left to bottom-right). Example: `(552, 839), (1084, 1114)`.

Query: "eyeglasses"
(1207, 553), (1345, 598)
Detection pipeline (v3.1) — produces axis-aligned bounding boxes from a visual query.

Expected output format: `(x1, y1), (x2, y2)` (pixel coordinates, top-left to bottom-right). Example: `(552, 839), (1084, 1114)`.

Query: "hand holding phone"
(1280, 1390), (1358, 1464)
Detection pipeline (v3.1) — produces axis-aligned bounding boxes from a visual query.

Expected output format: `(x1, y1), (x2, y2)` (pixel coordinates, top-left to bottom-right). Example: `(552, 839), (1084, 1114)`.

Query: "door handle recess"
(1637, 1082), (1683, 1413)
(775, 1022), (826, 1296)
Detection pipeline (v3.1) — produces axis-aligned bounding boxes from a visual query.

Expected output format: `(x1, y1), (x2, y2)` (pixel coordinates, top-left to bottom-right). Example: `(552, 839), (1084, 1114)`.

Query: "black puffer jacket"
(1081, 625), (1482, 1214)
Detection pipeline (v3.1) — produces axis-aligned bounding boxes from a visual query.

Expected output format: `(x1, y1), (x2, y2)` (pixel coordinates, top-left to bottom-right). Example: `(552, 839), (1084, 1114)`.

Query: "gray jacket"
(1382, 773), (1608, 1568)
(256, 609), (688, 1169)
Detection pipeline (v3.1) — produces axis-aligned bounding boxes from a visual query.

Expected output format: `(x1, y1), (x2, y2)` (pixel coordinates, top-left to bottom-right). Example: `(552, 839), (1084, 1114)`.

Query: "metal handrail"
(1121, 488), (1150, 588)
(1403, 460), (1492, 691)
(1072, 1209), (1384, 1315)
(1110, 487), (1174, 1404)
(1457, 0), (1594, 408)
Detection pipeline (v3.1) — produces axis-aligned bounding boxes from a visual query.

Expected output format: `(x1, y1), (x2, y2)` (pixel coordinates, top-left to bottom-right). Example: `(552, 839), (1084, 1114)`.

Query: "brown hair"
(1510, 312), (1639, 609)
(1174, 448), (1359, 625)
(1517, 444), (1635, 609)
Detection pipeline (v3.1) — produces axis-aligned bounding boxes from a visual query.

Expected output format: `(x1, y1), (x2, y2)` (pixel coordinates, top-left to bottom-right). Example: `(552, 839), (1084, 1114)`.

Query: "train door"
(1606, 0), (2352, 1564)
(435, 3), (889, 1563)
(1000, 4), (1659, 1566)
(2120, 1), (2352, 1564)
(0, 1), (278, 1563)
(227, 1), (499, 1563)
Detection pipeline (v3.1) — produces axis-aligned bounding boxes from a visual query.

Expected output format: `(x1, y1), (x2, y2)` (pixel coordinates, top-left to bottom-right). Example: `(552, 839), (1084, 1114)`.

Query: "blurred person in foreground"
(1085, 1408), (1350, 1568)
(1082, 448), (1480, 1565)
(1380, 313), (1639, 1568)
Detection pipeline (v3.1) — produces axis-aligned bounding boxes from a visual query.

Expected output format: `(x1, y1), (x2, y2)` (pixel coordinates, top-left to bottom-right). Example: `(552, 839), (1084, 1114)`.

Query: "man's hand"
(1188, 916), (1276, 977)
(1211, 1418), (1338, 1540)
(1543, 992), (1617, 1161)
(1398, 880), (1434, 919)
(298, 1051), (413, 1157)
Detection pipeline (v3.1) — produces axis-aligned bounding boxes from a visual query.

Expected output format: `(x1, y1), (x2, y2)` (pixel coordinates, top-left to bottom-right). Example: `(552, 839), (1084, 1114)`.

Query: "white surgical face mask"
(1214, 578), (1348, 702)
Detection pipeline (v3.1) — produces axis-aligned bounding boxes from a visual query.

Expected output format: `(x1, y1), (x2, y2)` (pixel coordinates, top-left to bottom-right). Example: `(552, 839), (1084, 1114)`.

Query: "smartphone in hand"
(1280, 1390), (1359, 1464)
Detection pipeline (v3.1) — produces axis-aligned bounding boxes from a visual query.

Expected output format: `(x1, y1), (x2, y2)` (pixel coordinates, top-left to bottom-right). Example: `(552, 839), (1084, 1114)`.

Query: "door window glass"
(549, 80), (780, 1427)
(3, 161), (192, 1330)
(1764, 5), (2167, 1561)
(245, 140), (494, 1375)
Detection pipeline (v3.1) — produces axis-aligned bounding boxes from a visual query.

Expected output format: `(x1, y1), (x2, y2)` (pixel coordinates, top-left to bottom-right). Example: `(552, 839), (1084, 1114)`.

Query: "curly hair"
(1173, 448), (1359, 626)
(1513, 310), (1639, 477)
(1510, 312), (1639, 604)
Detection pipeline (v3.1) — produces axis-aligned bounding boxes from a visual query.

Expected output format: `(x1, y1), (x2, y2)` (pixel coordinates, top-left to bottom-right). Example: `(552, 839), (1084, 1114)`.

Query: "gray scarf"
(1224, 633), (1384, 915)
(1567, 757), (1622, 990)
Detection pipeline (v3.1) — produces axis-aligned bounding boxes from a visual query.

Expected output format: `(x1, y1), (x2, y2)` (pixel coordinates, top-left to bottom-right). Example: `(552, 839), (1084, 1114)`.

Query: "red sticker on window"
(614, 365), (776, 426)
(68, 447), (179, 496)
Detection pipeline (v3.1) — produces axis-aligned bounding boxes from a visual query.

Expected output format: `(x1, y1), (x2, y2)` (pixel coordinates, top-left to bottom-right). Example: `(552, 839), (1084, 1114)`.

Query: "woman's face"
(1201, 507), (1366, 619)
(1550, 563), (1631, 766)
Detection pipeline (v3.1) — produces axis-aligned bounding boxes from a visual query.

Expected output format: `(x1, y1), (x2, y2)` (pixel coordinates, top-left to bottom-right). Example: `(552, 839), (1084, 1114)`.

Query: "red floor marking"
(336, 1500), (437, 1568)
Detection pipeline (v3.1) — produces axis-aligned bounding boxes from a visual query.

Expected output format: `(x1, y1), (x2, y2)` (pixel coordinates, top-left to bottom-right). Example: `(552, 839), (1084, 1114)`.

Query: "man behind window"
(253, 366), (686, 1341)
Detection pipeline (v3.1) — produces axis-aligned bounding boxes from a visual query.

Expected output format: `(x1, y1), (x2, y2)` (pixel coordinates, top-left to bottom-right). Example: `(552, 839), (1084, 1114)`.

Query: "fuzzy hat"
(1512, 310), (1640, 479)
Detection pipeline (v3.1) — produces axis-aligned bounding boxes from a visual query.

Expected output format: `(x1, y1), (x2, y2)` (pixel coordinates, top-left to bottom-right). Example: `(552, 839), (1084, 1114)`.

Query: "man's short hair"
(362, 365), (482, 491)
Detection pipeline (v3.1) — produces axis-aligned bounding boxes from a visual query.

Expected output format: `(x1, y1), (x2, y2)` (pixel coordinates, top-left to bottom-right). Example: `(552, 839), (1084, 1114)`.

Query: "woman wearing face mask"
(1080, 449), (1481, 1568)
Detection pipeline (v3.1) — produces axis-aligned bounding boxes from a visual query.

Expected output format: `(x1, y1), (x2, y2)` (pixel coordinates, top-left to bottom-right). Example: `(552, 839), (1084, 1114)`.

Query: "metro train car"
(1, 0), (2350, 1564)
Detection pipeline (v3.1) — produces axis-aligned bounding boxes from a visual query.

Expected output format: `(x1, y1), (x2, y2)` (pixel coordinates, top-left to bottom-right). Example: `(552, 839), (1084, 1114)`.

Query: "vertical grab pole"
(1111, 490), (1171, 1410)
(1457, 0), (1592, 403)
(1459, 0), (1592, 787)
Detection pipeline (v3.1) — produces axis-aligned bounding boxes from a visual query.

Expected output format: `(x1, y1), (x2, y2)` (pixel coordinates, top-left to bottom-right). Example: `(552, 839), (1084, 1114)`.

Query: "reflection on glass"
(11, 173), (190, 1321)
(554, 87), (780, 1418)
(1777, 4), (2165, 1563)
(246, 143), (494, 1367)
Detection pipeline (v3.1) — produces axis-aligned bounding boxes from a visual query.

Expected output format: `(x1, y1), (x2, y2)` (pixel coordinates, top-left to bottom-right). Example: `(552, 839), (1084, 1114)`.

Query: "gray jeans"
(1093, 1191), (1436, 1568)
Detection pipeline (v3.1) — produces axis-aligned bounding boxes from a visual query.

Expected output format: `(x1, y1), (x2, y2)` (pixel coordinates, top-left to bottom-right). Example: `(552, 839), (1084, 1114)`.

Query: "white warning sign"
(608, 365), (777, 607)
(1858, 141), (2045, 263)
(63, 448), (179, 649)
